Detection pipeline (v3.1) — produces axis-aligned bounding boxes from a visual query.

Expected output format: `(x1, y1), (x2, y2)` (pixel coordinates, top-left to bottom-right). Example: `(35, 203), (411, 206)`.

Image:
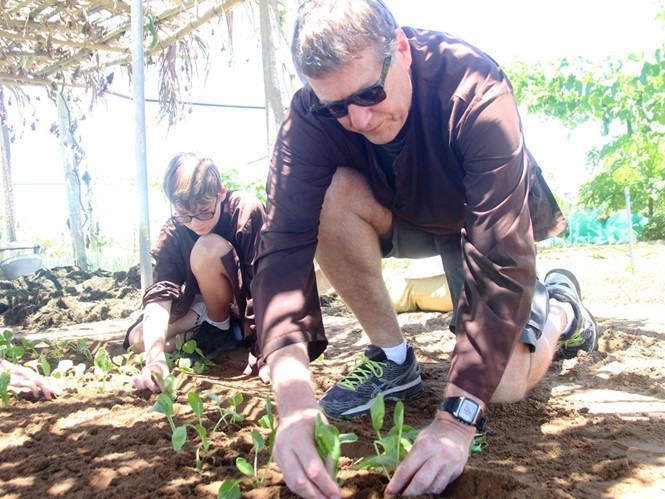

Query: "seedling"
(188, 391), (213, 473)
(236, 396), (276, 484)
(51, 359), (75, 378)
(74, 339), (93, 362)
(217, 479), (241, 499)
(0, 370), (11, 406)
(166, 337), (212, 374)
(0, 330), (25, 363)
(25, 355), (52, 377)
(152, 392), (187, 451)
(470, 433), (487, 455)
(355, 394), (419, 480)
(314, 414), (358, 481)
(204, 391), (245, 428)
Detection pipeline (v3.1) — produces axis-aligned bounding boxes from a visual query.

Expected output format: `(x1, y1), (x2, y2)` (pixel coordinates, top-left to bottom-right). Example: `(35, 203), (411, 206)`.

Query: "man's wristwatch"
(440, 396), (487, 432)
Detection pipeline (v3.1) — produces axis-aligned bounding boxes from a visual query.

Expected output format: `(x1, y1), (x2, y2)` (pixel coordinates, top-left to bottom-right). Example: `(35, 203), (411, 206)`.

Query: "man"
(252, 0), (598, 496)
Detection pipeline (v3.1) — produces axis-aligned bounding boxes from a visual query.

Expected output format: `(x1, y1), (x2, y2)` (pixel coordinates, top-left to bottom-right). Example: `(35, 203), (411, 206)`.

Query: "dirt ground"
(0, 243), (664, 498)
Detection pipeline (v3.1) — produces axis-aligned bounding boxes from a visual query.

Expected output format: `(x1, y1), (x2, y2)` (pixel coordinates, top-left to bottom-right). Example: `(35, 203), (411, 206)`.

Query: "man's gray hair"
(292, 0), (398, 80)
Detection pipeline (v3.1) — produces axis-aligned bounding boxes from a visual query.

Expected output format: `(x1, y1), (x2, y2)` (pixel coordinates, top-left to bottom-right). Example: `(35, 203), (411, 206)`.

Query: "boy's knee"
(190, 234), (232, 270)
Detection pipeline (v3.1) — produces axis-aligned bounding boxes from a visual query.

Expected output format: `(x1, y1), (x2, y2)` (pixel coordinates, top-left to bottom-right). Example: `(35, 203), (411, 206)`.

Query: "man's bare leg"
(315, 167), (401, 348)
(492, 298), (572, 403)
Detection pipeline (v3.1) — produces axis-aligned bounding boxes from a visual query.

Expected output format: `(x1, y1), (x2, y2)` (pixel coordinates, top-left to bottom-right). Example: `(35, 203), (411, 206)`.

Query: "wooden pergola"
(0, 0), (282, 289)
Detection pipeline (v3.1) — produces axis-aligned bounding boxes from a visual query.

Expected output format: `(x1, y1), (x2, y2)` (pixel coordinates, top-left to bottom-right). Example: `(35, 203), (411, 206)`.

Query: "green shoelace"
(559, 328), (584, 349)
(338, 356), (385, 390)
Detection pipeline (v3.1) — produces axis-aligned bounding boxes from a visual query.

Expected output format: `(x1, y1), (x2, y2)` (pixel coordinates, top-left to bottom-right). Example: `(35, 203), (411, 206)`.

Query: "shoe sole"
(330, 376), (425, 419)
(544, 268), (581, 297)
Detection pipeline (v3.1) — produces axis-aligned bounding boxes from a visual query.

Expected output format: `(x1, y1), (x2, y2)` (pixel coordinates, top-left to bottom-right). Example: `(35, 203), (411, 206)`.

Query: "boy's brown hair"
(163, 153), (223, 211)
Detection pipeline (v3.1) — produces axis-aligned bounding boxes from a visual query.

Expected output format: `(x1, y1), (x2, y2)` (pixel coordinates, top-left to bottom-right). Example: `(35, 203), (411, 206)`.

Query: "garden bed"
(1, 244), (664, 497)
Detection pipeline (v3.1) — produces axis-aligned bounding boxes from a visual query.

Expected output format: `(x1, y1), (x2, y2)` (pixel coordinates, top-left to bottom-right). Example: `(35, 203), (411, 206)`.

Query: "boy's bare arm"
(133, 300), (172, 392)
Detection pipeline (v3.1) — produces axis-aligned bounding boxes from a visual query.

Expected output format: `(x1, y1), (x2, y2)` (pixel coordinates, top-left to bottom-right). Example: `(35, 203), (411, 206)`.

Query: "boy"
(127, 153), (268, 391)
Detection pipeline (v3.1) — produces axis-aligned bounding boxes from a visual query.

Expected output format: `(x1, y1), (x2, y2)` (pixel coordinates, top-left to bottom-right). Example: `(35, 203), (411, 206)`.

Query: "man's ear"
(394, 28), (412, 68)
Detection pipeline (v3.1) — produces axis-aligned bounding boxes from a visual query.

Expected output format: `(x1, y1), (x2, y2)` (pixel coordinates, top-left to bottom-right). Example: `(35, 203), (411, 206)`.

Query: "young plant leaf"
(172, 425), (187, 451)
(370, 393), (385, 436)
(188, 391), (204, 419)
(182, 339), (197, 354)
(176, 334), (184, 352)
(251, 429), (265, 452)
(218, 479), (241, 499)
(0, 370), (10, 406)
(152, 393), (174, 416)
(235, 457), (254, 477)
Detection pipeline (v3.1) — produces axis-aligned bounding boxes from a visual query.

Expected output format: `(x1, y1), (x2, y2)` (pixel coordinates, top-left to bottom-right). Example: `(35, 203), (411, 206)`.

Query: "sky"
(3, 0), (663, 267)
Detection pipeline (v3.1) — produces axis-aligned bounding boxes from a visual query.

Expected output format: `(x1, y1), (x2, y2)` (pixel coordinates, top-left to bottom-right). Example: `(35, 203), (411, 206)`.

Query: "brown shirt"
(252, 28), (566, 404)
(143, 190), (265, 336)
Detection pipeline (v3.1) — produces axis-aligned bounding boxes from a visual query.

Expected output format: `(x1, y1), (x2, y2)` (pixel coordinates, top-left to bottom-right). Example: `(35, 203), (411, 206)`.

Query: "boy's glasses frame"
(309, 55), (392, 119)
(171, 196), (219, 224)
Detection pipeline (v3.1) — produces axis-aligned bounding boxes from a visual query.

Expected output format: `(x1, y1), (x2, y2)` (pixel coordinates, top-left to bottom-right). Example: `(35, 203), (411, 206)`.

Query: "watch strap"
(441, 396), (488, 432)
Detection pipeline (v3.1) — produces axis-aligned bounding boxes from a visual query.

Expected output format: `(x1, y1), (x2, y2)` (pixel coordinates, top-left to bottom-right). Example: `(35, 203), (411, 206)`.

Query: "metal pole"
(624, 186), (635, 275)
(131, 0), (153, 292)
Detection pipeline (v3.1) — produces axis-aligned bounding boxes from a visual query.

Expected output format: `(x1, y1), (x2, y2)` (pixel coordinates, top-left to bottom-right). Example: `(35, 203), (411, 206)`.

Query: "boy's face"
(172, 195), (222, 236)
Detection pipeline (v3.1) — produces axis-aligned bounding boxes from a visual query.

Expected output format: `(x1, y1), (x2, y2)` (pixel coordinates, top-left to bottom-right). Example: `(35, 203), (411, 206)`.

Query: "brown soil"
(0, 266), (141, 331)
(1, 243), (664, 498)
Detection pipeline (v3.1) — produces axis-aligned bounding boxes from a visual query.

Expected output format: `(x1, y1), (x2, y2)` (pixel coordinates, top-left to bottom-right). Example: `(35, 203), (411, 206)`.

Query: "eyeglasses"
(309, 55), (392, 119)
(171, 197), (219, 224)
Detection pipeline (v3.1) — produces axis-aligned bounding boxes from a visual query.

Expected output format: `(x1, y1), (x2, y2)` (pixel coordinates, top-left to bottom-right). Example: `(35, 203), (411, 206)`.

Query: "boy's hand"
(243, 352), (271, 384)
(133, 354), (169, 392)
(3, 360), (61, 400)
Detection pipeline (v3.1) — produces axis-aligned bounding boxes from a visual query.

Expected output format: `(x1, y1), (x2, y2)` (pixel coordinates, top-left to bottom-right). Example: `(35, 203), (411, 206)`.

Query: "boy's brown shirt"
(143, 190), (265, 337)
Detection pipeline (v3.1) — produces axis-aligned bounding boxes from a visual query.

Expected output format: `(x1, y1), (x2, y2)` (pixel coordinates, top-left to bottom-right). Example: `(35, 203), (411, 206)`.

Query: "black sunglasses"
(309, 55), (392, 119)
(171, 196), (219, 224)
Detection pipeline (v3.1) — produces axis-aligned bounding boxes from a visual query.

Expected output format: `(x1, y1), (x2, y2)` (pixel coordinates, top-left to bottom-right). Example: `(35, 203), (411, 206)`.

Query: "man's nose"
(346, 104), (372, 130)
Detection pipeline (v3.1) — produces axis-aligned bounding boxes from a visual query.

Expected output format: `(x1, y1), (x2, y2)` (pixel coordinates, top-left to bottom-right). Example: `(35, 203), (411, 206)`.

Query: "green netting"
(542, 209), (647, 246)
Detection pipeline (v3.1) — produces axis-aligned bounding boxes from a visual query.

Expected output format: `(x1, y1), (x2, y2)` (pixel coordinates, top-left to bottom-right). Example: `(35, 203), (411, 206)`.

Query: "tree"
(508, 45), (664, 218)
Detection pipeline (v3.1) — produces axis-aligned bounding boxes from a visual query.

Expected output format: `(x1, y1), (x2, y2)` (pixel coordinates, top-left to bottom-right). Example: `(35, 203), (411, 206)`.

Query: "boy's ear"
(219, 185), (228, 202)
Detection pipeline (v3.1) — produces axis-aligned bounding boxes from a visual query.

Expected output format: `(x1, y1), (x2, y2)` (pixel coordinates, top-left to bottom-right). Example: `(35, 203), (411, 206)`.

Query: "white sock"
(206, 316), (230, 331)
(381, 340), (407, 364)
(550, 298), (575, 335)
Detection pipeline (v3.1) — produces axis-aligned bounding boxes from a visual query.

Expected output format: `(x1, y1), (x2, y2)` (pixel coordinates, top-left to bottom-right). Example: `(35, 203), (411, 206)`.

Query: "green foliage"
(218, 479), (242, 499)
(219, 168), (267, 204)
(314, 414), (358, 482)
(508, 44), (665, 217)
(166, 336), (211, 375)
(642, 213), (665, 240)
(470, 433), (488, 455)
(0, 370), (11, 406)
(355, 394), (419, 480)
(235, 396), (276, 485)
(0, 330), (25, 363)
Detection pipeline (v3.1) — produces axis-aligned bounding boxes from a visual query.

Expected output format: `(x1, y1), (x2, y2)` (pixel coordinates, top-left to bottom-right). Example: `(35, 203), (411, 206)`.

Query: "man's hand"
(243, 351), (271, 384)
(273, 408), (341, 499)
(133, 353), (169, 392)
(385, 411), (475, 496)
(2, 360), (61, 400)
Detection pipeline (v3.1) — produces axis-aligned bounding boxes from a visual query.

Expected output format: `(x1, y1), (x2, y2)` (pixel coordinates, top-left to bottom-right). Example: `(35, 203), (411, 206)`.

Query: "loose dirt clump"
(0, 266), (141, 330)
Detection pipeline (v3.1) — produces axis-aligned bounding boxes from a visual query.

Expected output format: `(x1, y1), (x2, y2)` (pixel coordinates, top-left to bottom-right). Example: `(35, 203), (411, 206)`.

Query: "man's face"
(308, 29), (413, 145)
(172, 195), (222, 236)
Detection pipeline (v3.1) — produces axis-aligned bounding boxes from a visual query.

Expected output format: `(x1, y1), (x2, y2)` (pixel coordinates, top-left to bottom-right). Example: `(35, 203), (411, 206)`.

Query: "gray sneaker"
(544, 268), (598, 359)
(319, 344), (424, 419)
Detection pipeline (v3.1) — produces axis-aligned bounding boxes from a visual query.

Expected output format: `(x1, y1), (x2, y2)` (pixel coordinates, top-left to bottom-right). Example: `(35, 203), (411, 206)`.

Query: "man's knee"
(320, 167), (390, 238)
(491, 344), (531, 403)
(190, 233), (232, 273)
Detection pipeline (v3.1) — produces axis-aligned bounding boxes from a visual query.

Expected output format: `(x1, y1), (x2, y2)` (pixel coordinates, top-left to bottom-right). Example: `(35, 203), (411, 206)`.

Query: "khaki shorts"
(383, 217), (546, 352)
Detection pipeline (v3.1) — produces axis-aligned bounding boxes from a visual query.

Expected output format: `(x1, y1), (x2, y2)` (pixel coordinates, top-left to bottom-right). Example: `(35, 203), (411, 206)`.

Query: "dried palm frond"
(157, 33), (210, 126)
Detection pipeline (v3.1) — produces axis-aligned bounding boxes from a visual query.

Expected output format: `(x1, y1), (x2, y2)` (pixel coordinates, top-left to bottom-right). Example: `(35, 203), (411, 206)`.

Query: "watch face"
(458, 399), (479, 422)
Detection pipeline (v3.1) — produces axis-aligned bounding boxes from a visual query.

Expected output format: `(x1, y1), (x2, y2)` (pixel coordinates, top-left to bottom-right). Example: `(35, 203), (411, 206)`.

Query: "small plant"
(25, 355), (52, 377)
(0, 330), (25, 363)
(235, 396), (276, 485)
(314, 414), (358, 482)
(204, 391), (245, 427)
(355, 394), (419, 480)
(166, 336), (212, 374)
(152, 392), (187, 451)
(470, 433), (487, 455)
(217, 479), (241, 499)
(74, 339), (93, 362)
(0, 370), (11, 406)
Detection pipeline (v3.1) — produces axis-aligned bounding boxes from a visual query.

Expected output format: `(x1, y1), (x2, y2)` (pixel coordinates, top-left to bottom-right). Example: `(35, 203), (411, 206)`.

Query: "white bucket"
(0, 254), (43, 280)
